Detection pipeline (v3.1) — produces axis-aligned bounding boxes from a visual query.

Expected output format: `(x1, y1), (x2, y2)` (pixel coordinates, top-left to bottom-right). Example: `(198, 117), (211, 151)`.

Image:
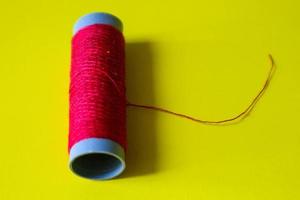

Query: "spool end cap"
(69, 138), (125, 180)
(73, 12), (123, 35)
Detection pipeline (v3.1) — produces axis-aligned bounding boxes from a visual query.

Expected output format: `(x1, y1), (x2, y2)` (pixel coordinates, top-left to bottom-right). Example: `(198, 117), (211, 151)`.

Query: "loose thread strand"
(127, 54), (276, 125)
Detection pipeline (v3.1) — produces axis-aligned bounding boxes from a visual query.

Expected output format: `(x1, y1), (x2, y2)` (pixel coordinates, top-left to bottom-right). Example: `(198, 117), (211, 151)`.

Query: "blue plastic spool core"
(73, 12), (123, 35)
(70, 12), (125, 180)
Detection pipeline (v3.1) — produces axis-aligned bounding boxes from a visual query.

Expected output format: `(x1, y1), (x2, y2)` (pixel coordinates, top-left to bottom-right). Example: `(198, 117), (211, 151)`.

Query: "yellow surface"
(0, 0), (299, 199)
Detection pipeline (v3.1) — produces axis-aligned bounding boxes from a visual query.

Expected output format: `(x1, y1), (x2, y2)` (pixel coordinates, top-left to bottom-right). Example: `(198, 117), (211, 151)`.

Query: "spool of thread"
(69, 12), (126, 180)
(67, 12), (276, 181)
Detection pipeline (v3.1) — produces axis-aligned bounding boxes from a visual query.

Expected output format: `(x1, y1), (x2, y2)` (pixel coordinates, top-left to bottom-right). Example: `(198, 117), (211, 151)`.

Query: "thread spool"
(68, 12), (275, 181)
(69, 12), (126, 180)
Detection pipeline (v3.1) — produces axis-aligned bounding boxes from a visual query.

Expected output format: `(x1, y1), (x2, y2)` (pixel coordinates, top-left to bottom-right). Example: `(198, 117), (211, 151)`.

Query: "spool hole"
(71, 152), (124, 179)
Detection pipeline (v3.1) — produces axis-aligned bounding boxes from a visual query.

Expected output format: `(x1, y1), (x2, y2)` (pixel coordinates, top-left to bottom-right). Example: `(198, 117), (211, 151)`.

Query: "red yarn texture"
(69, 24), (126, 152)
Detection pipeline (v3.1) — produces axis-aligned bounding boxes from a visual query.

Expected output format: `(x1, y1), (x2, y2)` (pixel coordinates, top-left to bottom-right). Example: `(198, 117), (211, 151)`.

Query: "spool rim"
(73, 12), (123, 35)
(69, 138), (126, 180)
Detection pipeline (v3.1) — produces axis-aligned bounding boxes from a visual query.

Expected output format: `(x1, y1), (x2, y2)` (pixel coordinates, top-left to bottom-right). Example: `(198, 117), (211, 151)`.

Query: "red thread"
(69, 23), (276, 153)
(69, 24), (126, 152)
(127, 55), (275, 124)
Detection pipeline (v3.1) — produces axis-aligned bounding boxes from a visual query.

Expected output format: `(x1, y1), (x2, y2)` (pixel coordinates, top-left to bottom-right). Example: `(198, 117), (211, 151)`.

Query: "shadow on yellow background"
(124, 42), (158, 177)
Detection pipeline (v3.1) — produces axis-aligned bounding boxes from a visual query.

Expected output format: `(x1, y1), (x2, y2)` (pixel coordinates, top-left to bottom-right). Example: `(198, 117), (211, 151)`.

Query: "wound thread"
(70, 24), (126, 151)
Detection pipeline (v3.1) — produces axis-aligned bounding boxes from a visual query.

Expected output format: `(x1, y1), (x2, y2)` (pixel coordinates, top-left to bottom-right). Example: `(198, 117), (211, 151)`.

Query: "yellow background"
(0, 0), (299, 199)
